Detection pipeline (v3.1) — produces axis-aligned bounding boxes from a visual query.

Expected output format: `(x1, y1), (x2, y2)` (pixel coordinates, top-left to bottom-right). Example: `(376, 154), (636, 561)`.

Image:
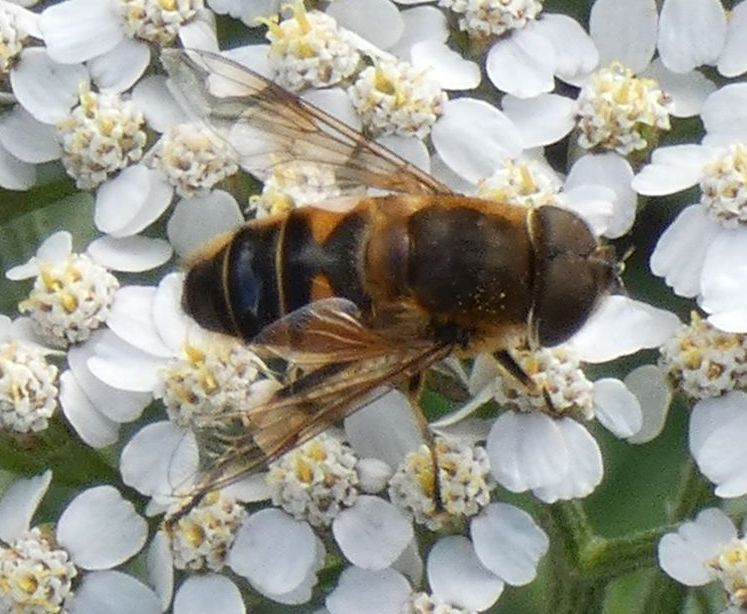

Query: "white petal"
(87, 336), (162, 392)
(658, 508), (736, 585)
(327, 0), (404, 50)
(120, 422), (198, 501)
(229, 509), (321, 595)
(95, 165), (173, 237)
(106, 286), (174, 358)
(531, 14), (598, 82)
(6, 231), (71, 279)
(57, 486), (147, 569)
(89, 37), (149, 93)
(146, 530), (173, 611)
(0, 105), (60, 163)
(0, 141), (35, 190)
(174, 575), (245, 614)
(430, 152), (477, 194)
(650, 205), (720, 297)
(0, 471), (51, 543)
(38, 229), (73, 260)
(431, 97), (522, 183)
(486, 29), (555, 98)
(132, 75), (188, 133)
(304, 87), (360, 130)
(167, 191), (243, 258)
(11, 48), (88, 124)
(153, 272), (191, 354)
(701, 83), (747, 137)
(326, 567), (410, 614)
(700, 229), (747, 331)
(39, 0), (123, 63)
(569, 295), (681, 362)
(88, 235), (172, 272)
(344, 389), (424, 469)
(178, 13), (219, 52)
(411, 40), (480, 90)
(428, 536), (504, 610)
(377, 135), (429, 173)
(531, 420), (603, 503)
(222, 44), (273, 79)
(632, 144), (710, 195)
(643, 58), (716, 118)
(593, 378), (642, 438)
(221, 474), (271, 503)
(590, 0), (657, 72)
(502, 93), (575, 148)
(690, 392), (747, 497)
(657, 0), (726, 73)
(68, 571), (160, 614)
(718, 1), (747, 76)
(565, 152), (635, 238)
(471, 502), (548, 586)
(390, 6), (447, 60)
(332, 496), (413, 569)
(59, 370), (119, 448)
(66, 334), (151, 422)
(625, 365), (673, 444)
(487, 411), (567, 492)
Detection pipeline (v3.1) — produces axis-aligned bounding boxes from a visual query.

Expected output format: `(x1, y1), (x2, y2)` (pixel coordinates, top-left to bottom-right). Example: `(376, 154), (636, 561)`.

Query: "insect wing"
(180, 299), (450, 502)
(161, 48), (453, 196)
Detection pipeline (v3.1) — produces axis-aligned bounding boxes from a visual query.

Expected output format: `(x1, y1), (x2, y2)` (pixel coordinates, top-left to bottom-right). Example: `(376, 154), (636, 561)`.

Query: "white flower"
(589, 0), (717, 119)
(39, 0), (209, 87)
(0, 315), (59, 435)
(0, 471), (158, 613)
(655, 0), (747, 78)
(6, 230), (171, 349)
(327, 524), (545, 613)
(5, 230), (169, 446)
(659, 507), (747, 610)
(634, 84), (747, 332)
(343, 391), (548, 599)
(438, 0), (597, 98)
(442, 296), (679, 502)
(349, 59), (447, 139)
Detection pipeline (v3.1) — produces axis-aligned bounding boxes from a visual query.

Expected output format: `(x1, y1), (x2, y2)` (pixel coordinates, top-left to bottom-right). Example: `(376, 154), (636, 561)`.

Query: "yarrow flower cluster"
(576, 62), (672, 156)
(439, 0), (543, 39)
(165, 490), (247, 572)
(659, 312), (747, 400)
(700, 142), (747, 227)
(159, 338), (264, 428)
(267, 433), (359, 528)
(117, 0), (203, 45)
(56, 86), (147, 190)
(0, 340), (58, 434)
(477, 158), (563, 209)
(151, 122), (239, 198)
(262, 2), (360, 91)
(18, 253), (119, 349)
(388, 437), (491, 530)
(349, 61), (447, 138)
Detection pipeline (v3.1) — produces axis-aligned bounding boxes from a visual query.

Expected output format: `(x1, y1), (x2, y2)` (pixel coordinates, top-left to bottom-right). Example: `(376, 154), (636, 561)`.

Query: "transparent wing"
(161, 48), (453, 196)
(184, 342), (450, 500)
(167, 299), (451, 517)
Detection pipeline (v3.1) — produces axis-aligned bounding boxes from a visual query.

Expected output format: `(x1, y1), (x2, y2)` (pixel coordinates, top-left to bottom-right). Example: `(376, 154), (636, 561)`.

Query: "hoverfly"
(161, 49), (618, 505)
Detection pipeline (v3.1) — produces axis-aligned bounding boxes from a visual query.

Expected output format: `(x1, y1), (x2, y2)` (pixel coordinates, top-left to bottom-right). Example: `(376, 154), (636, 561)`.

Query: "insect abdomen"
(184, 207), (371, 340)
